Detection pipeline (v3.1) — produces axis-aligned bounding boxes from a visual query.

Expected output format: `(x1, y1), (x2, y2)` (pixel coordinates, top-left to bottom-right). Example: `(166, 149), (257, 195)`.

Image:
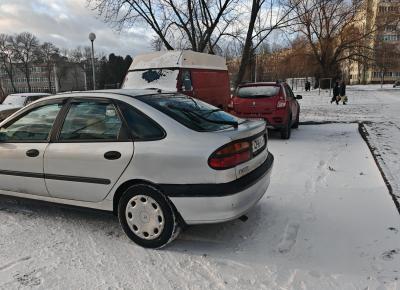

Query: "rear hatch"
(212, 120), (269, 179)
(233, 84), (281, 116)
(135, 93), (269, 179)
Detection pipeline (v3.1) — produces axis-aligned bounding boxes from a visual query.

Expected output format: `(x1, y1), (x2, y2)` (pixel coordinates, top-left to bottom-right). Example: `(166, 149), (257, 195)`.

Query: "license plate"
(252, 135), (265, 153)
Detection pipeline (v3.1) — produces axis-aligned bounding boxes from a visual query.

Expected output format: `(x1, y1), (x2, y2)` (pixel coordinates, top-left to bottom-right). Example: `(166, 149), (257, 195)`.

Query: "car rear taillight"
(227, 99), (234, 110)
(276, 100), (286, 108)
(208, 141), (251, 170)
(276, 88), (286, 108)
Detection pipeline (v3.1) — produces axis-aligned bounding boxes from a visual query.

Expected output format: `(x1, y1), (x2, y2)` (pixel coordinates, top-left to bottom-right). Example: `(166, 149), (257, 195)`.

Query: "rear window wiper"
(169, 105), (238, 129)
(201, 108), (223, 117)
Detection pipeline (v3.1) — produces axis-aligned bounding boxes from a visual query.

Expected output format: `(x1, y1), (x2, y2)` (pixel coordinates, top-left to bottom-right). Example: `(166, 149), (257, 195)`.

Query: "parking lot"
(1, 116), (399, 289)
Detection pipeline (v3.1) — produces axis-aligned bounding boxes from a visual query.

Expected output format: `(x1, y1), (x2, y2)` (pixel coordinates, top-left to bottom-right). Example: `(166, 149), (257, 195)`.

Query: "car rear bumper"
(234, 113), (288, 129)
(167, 153), (274, 225)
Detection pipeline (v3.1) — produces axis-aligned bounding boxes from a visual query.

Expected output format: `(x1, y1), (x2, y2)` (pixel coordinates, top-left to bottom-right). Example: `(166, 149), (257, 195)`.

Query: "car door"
(0, 101), (64, 196)
(43, 98), (134, 202)
(285, 85), (298, 122)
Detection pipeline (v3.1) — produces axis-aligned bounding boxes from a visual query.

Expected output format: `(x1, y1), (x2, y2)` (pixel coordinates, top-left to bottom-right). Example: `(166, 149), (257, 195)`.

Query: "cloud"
(0, 0), (154, 57)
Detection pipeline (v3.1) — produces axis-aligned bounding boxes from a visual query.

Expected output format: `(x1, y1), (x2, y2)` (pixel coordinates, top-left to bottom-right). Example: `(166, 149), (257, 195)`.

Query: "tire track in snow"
(0, 256), (31, 272)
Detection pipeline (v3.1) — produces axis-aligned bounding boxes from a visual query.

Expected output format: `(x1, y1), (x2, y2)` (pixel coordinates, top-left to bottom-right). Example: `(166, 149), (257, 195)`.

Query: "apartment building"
(0, 62), (87, 99)
(348, 0), (400, 84)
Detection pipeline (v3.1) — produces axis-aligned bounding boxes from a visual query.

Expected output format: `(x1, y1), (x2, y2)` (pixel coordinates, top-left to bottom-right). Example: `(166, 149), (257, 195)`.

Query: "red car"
(230, 82), (302, 139)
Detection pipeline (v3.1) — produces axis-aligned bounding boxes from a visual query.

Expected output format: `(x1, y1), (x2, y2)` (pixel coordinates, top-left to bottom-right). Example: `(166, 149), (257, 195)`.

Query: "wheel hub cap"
(125, 195), (164, 240)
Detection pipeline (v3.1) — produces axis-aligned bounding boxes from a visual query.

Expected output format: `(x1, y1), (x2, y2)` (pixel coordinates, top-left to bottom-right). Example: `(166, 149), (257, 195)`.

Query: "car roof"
(38, 89), (169, 103)
(238, 82), (285, 87)
(56, 89), (160, 97)
(129, 50), (228, 71)
(6, 93), (51, 97)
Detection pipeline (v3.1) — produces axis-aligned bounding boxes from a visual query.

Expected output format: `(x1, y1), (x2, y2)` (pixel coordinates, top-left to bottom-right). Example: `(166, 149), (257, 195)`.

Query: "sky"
(0, 0), (153, 57)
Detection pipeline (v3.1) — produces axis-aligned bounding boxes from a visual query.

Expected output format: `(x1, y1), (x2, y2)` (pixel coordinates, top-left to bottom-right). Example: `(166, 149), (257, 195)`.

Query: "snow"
(129, 50), (228, 71)
(296, 84), (400, 208)
(1, 122), (400, 289)
(0, 85), (400, 289)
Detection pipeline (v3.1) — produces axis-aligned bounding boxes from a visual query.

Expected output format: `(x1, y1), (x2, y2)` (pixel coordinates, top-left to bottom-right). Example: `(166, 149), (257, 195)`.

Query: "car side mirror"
(296, 95), (303, 100)
(183, 79), (193, 91)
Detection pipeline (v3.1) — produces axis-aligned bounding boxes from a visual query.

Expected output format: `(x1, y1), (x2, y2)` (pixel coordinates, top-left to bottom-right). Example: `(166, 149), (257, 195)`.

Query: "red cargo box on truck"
(122, 50), (231, 109)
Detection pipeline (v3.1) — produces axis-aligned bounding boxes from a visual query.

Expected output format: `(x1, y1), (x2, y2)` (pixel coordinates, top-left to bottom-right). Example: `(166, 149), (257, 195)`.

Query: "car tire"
(292, 110), (300, 129)
(280, 116), (292, 139)
(118, 184), (180, 249)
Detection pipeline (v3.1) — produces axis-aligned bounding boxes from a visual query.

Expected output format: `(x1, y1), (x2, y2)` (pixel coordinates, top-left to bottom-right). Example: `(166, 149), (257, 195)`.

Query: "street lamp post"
(89, 32), (96, 90)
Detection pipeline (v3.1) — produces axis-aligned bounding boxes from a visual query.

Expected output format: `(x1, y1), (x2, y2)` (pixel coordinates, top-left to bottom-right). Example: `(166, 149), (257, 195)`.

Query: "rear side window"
(137, 94), (242, 132)
(284, 85), (295, 99)
(237, 86), (280, 98)
(118, 103), (165, 141)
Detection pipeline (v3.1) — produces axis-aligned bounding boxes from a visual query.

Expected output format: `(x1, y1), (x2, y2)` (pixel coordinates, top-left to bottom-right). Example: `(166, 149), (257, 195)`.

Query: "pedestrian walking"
(331, 81), (340, 105)
(340, 80), (348, 105)
(305, 80), (311, 91)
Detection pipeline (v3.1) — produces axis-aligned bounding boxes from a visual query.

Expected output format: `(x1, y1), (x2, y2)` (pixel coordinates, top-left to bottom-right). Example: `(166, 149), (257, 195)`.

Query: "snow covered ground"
(0, 85), (399, 289)
(297, 84), (400, 209)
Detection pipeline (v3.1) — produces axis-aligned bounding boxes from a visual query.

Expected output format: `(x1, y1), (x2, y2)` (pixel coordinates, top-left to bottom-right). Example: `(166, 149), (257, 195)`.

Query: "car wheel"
(280, 117), (292, 139)
(118, 184), (180, 249)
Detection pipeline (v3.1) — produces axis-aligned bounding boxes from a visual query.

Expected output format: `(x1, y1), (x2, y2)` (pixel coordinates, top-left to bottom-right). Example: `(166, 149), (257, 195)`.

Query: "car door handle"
(104, 151), (121, 160)
(26, 149), (40, 158)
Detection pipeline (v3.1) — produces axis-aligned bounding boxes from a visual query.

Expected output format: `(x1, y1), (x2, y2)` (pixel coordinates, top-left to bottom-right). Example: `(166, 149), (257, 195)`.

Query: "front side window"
(24, 95), (47, 106)
(181, 70), (192, 91)
(0, 103), (62, 142)
(59, 101), (123, 141)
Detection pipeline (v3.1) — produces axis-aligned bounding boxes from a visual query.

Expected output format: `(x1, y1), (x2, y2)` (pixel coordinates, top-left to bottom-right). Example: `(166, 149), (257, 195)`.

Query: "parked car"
(0, 89), (274, 248)
(122, 50), (231, 110)
(393, 80), (400, 88)
(230, 82), (302, 139)
(0, 93), (50, 122)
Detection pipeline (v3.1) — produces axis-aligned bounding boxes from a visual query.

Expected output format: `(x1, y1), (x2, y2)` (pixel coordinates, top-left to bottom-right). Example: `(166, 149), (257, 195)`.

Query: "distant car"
(393, 80), (400, 88)
(230, 82), (302, 139)
(0, 93), (50, 121)
(0, 89), (274, 248)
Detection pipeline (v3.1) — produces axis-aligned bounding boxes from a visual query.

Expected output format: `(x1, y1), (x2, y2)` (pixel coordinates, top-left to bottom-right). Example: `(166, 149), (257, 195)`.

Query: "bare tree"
(88, 0), (239, 52)
(10, 32), (40, 92)
(0, 34), (17, 93)
(234, 0), (300, 86)
(374, 41), (400, 86)
(38, 42), (60, 93)
(54, 55), (69, 92)
(288, 0), (398, 84)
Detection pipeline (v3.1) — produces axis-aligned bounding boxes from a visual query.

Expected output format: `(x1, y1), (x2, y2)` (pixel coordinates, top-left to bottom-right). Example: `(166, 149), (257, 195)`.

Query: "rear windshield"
(238, 86), (280, 98)
(3, 95), (26, 106)
(123, 69), (179, 91)
(137, 94), (243, 132)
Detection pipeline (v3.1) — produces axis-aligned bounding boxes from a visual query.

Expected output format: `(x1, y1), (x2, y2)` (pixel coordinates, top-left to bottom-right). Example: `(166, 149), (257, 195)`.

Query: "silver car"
(0, 90), (274, 248)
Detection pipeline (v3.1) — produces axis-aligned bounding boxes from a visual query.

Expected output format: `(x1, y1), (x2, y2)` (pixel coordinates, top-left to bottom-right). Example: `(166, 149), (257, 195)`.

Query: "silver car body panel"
(44, 142), (134, 202)
(0, 143), (50, 196)
(0, 89), (273, 225)
(171, 157), (273, 224)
